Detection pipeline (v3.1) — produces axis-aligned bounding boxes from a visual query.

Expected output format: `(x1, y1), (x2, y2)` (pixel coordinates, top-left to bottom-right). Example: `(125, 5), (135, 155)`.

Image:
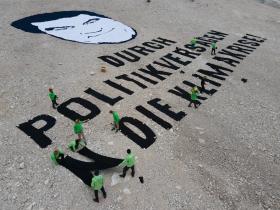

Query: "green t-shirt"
(211, 42), (217, 49)
(191, 92), (198, 100)
(191, 38), (197, 45)
(113, 112), (120, 123)
(191, 88), (199, 101)
(73, 122), (83, 134)
(49, 92), (56, 101)
(68, 139), (86, 152)
(68, 140), (77, 152)
(121, 154), (135, 167)
(91, 175), (104, 190)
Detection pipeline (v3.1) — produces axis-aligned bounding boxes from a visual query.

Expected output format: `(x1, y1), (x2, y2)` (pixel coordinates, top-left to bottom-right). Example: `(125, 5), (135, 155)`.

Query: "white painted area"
(32, 14), (136, 44)
(111, 172), (121, 186)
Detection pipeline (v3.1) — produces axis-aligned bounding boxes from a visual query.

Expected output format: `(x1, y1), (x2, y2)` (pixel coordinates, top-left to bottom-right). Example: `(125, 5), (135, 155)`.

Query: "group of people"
(48, 90), (133, 202)
(191, 37), (217, 55)
(51, 146), (136, 203)
(189, 37), (217, 108)
(92, 149), (136, 202)
(47, 37), (214, 202)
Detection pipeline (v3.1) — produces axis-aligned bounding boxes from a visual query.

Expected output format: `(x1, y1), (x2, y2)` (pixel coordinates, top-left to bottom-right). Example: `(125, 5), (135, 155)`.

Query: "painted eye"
(45, 26), (75, 31)
(83, 18), (100, 25)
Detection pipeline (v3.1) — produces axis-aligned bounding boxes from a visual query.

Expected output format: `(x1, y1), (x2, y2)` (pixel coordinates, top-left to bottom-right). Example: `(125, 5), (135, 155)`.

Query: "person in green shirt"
(188, 86), (199, 109)
(109, 110), (120, 132)
(68, 139), (86, 152)
(119, 149), (135, 178)
(211, 41), (217, 55)
(73, 119), (86, 140)
(48, 88), (59, 109)
(50, 147), (64, 165)
(191, 37), (197, 48)
(91, 170), (107, 203)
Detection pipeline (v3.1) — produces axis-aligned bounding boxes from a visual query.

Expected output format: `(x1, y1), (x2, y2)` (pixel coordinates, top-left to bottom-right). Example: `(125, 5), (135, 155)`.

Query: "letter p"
(17, 114), (56, 148)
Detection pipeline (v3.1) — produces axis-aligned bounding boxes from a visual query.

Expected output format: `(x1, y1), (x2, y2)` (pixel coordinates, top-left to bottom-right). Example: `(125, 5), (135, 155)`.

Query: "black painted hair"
(127, 149), (131, 154)
(11, 11), (108, 34)
(94, 170), (99, 175)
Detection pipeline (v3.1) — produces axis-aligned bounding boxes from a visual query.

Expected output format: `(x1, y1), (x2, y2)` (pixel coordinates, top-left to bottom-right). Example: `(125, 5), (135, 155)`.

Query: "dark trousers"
(56, 153), (64, 164)
(201, 84), (205, 93)
(52, 99), (59, 109)
(94, 187), (106, 201)
(211, 48), (216, 55)
(121, 166), (135, 177)
(188, 100), (198, 108)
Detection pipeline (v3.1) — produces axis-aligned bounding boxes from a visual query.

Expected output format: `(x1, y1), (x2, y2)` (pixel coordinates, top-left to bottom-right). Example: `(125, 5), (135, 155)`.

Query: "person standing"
(91, 170), (107, 203)
(48, 88), (59, 109)
(73, 119), (86, 140)
(191, 37), (197, 48)
(119, 149), (135, 178)
(109, 110), (120, 132)
(201, 76), (207, 93)
(211, 41), (217, 55)
(188, 86), (199, 109)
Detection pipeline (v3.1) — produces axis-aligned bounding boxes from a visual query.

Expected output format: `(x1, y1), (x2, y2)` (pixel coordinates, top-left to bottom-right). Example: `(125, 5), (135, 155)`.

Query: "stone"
(26, 202), (36, 210)
(123, 188), (131, 194)
(44, 179), (49, 185)
(198, 138), (205, 144)
(19, 162), (25, 169)
(176, 185), (182, 190)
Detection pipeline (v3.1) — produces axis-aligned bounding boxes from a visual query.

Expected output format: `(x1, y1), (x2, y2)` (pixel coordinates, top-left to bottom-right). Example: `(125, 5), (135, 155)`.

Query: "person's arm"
(120, 157), (127, 167)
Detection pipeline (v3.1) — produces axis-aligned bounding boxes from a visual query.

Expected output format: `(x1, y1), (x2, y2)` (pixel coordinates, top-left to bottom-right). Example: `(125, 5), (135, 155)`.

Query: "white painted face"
(31, 14), (136, 44)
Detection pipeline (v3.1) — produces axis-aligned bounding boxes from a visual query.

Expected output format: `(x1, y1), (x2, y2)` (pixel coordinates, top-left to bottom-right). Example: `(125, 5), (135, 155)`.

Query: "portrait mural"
(11, 11), (137, 44)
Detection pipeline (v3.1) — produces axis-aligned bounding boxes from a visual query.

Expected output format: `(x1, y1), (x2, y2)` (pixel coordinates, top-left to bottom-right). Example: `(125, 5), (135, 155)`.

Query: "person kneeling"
(50, 147), (64, 165)
(68, 139), (86, 152)
(109, 110), (120, 132)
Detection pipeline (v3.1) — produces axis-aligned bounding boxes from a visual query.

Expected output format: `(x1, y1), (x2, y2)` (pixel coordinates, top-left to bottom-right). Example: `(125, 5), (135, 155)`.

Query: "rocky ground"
(0, 0), (280, 209)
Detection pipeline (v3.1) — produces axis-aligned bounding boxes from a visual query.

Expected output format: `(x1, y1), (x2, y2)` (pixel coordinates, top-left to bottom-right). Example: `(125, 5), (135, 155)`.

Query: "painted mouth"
(87, 27), (115, 38)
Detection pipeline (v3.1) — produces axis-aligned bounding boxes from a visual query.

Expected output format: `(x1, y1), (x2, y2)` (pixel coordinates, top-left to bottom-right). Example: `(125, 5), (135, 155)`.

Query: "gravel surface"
(0, 0), (280, 209)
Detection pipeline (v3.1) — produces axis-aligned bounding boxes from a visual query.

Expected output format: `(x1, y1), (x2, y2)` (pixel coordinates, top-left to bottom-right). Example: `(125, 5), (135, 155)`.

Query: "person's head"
(127, 149), (131, 154)
(94, 170), (99, 176)
(109, 110), (113, 114)
(75, 119), (80, 123)
(54, 148), (59, 155)
(12, 11), (137, 44)
(49, 88), (53, 92)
